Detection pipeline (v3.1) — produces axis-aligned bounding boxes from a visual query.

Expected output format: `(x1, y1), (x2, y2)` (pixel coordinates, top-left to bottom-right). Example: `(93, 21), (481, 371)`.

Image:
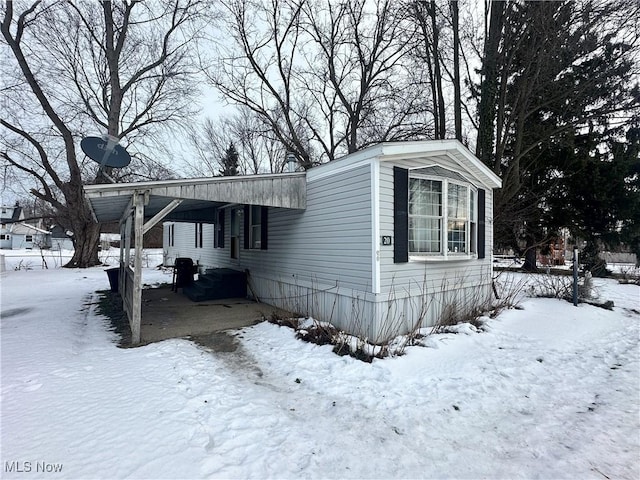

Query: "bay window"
(408, 174), (477, 257)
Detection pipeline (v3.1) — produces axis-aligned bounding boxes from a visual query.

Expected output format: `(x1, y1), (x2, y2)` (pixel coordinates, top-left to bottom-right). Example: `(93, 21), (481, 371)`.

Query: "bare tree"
(408, 0), (479, 144)
(412, 0), (446, 139)
(301, 0), (425, 155)
(205, 0), (314, 168)
(1, 1), (204, 267)
(186, 108), (288, 176)
(207, 0), (429, 167)
(475, 0), (505, 165)
(450, 0), (462, 141)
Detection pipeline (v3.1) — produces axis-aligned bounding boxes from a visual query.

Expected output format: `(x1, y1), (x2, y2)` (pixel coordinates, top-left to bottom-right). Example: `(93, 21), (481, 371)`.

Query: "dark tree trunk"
(429, 1), (446, 139)
(450, 0), (462, 141)
(522, 237), (538, 272)
(60, 182), (101, 268)
(582, 241), (608, 277)
(67, 218), (101, 268)
(476, 0), (505, 167)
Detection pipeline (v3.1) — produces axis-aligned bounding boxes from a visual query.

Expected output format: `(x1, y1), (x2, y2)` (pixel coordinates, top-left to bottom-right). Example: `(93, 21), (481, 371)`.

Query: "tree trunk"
(429, 1), (446, 139)
(67, 218), (101, 268)
(450, 0), (462, 141)
(60, 182), (101, 268)
(476, 0), (505, 166)
(582, 240), (608, 277)
(522, 237), (538, 272)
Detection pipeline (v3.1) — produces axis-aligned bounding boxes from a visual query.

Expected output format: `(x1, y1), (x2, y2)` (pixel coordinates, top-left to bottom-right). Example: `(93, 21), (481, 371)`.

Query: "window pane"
(251, 225), (261, 248)
(447, 220), (466, 253)
(470, 222), (477, 253)
(409, 217), (441, 253)
(409, 178), (442, 254)
(409, 178), (441, 216)
(251, 206), (261, 226)
(448, 183), (468, 219)
(250, 206), (261, 249)
(470, 190), (476, 220)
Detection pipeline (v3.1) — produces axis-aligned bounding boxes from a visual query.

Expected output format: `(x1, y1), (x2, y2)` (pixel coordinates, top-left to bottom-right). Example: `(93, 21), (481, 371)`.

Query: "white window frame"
(409, 173), (477, 260)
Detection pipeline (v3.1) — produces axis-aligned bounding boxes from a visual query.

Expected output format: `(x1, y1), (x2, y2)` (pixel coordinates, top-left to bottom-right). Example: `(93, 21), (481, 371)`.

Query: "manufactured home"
(85, 140), (501, 345)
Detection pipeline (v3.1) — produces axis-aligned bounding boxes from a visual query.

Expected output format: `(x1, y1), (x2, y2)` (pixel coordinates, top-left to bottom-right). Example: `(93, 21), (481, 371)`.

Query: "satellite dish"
(81, 136), (131, 168)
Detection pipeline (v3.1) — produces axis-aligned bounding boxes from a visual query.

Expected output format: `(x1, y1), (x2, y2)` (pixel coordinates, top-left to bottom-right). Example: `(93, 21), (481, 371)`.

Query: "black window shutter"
(243, 205), (250, 249)
(213, 210), (218, 248)
(478, 189), (486, 259)
(260, 207), (268, 250)
(394, 166), (409, 263)
(217, 208), (225, 248)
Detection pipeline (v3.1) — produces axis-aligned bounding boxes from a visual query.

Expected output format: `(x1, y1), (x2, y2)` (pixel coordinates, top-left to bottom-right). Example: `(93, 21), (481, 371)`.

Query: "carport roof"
(84, 172), (307, 223)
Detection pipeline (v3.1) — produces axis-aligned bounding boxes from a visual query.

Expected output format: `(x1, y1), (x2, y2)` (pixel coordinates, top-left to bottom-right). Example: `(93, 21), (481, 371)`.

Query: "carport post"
(131, 192), (145, 344)
(118, 220), (125, 294)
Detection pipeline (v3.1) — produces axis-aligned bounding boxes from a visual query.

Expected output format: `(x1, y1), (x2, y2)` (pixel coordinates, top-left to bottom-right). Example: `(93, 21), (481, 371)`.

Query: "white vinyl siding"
(241, 164), (373, 291)
(165, 164), (373, 292)
(163, 221), (215, 268)
(379, 159), (494, 295)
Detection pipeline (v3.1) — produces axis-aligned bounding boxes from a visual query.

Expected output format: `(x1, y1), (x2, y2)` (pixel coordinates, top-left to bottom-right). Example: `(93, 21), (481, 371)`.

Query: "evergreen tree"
(546, 126), (640, 274)
(220, 143), (240, 176)
(475, 0), (639, 271)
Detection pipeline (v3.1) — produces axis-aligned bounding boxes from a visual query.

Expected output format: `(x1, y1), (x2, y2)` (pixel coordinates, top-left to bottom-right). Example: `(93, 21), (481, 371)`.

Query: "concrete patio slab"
(139, 285), (292, 344)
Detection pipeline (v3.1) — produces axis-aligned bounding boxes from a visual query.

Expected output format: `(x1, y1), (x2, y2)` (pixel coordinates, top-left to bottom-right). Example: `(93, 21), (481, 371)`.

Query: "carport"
(85, 173), (306, 345)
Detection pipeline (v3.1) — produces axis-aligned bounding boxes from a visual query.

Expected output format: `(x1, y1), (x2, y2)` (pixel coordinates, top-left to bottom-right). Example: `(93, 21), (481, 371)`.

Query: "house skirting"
(247, 272), (493, 343)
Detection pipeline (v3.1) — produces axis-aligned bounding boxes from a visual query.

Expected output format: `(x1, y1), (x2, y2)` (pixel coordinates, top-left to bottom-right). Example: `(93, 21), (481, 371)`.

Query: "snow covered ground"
(1, 254), (638, 479)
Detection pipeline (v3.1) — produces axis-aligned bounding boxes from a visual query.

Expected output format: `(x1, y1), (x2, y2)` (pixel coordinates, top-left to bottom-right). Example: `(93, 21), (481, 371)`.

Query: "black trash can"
(106, 267), (119, 293)
(173, 258), (195, 290)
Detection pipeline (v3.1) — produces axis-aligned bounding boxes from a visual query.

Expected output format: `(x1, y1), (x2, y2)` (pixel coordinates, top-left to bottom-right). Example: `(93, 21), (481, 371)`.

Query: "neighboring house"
(163, 140), (502, 342)
(0, 205), (51, 249)
(49, 225), (74, 251)
(8, 222), (50, 249)
(537, 235), (566, 266)
(85, 139), (501, 344)
(1, 204), (24, 249)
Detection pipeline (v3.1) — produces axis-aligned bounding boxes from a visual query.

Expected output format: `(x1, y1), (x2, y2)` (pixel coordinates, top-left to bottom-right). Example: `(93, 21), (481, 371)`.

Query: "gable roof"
(312, 139), (502, 189)
(1, 205), (24, 223)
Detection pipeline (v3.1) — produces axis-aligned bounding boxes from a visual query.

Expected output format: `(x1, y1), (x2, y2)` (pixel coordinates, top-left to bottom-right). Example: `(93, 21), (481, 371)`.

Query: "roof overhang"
(312, 139), (502, 190)
(85, 172), (307, 224)
(376, 140), (502, 189)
